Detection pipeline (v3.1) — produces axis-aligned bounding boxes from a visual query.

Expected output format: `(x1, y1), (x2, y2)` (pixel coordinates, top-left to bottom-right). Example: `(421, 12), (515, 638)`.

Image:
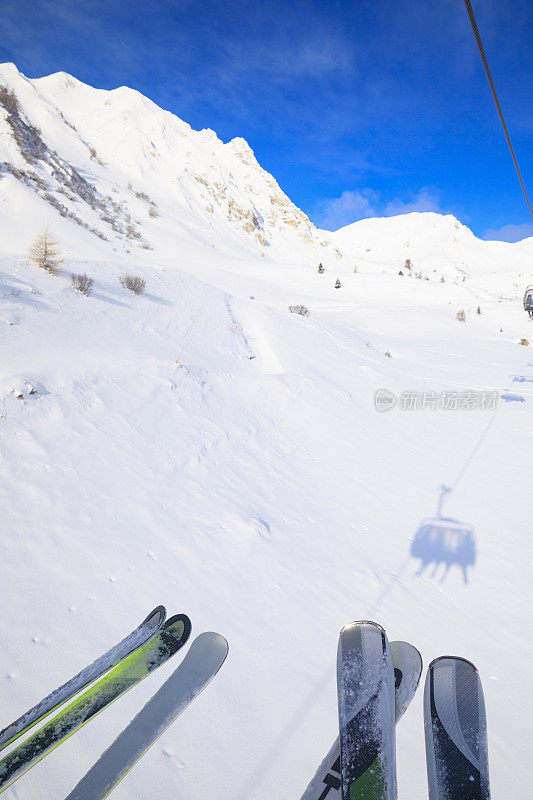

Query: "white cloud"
(482, 222), (533, 243)
(315, 187), (443, 231)
(383, 189), (442, 216)
(315, 189), (378, 231)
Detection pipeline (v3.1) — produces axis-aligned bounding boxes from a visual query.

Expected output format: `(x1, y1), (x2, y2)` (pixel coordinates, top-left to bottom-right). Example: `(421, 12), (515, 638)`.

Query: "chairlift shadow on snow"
(410, 516), (476, 584)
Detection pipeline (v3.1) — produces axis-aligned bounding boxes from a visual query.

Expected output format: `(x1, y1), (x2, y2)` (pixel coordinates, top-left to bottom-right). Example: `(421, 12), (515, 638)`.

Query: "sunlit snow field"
(1, 63), (533, 799)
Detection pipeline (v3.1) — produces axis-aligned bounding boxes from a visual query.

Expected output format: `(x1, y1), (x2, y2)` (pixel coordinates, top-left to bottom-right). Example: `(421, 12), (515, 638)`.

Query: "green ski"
(0, 605), (166, 753)
(0, 614), (191, 795)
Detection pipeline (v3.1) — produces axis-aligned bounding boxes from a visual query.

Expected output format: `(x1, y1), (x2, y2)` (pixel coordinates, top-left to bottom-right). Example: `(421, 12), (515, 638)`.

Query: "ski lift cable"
(463, 0), (533, 222)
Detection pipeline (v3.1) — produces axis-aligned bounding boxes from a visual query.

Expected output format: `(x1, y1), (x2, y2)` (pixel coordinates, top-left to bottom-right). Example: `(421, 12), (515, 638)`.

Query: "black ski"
(301, 640), (422, 800)
(424, 655), (490, 800)
(337, 621), (396, 800)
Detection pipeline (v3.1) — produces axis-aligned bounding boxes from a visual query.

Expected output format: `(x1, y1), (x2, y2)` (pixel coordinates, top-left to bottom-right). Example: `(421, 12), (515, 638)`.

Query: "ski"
(337, 620), (396, 800)
(301, 640), (421, 800)
(0, 613), (191, 795)
(424, 655), (490, 800)
(0, 605), (166, 752)
(65, 631), (229, 799)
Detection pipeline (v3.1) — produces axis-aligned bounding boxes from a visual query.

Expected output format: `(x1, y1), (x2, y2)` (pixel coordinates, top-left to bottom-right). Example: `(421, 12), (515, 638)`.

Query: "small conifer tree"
(335, 278), (341, 289)
(27, 227), (64, 273)
(318, 262), (325, 274)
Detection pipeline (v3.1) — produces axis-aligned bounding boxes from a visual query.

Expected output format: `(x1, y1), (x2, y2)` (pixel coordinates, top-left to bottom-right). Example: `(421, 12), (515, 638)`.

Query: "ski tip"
(427, 655), (479, 675)
(391, 639), (422, 657)
(163, 613), (192, 643)
(390, 641), (423, 675)
(194, 631), (230, 655)
(337, 621), (391, 666)
(143, 605), (167, 628)
(205, 631), (229, 648)
(339, 620), (387, 636)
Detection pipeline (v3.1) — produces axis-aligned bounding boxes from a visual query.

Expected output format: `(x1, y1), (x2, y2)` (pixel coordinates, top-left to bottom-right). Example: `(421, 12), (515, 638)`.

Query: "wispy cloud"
(314, 187), (444, 231)
(383, 189), (442, 216)
(482, 222), (533, 243)
(313, 190), (379, 230)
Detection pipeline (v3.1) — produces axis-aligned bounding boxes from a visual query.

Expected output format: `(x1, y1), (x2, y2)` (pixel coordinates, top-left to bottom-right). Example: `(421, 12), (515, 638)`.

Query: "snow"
(1, 61), (533, 799)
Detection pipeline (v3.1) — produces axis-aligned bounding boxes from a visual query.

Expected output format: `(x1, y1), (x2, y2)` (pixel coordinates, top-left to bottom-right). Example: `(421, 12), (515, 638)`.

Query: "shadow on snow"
(410, 516), (476, 584)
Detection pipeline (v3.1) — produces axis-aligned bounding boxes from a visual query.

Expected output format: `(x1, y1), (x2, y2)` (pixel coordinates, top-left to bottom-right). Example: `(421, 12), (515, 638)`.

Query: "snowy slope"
(0, 61), (336, 263)
(333, 211), (533, 280)
(1, 63), (533, 800)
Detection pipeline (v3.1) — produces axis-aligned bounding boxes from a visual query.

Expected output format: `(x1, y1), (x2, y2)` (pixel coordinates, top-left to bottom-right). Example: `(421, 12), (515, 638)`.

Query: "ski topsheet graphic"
(303, 640), (421, 800)
(0, 605), (166, 753)
(0, 614), (190, 795)
(424, 656), (490, 800)
(337, 621), (396, 800)
(66, 631), (229, 800)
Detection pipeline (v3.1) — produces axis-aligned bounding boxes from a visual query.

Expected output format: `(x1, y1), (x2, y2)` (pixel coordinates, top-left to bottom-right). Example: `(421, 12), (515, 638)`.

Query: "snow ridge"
(0, 63), (332, 260)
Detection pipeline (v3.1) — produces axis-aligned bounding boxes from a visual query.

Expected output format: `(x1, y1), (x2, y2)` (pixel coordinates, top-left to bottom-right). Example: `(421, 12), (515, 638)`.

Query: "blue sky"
(1, 0), (531, 240)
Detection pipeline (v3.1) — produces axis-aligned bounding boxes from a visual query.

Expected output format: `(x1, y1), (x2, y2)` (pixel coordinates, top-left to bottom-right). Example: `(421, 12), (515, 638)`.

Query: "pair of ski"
(0, 606), (228, 797)
(302, 620), (490, 800)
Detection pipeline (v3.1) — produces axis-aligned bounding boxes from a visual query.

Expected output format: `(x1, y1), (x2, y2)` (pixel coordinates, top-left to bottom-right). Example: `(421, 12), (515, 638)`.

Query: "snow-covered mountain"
(2, 61), (530, 276)
(332, 211), (533, 277)
(0, 61), (339, 262)
(1, 63), (533, 800)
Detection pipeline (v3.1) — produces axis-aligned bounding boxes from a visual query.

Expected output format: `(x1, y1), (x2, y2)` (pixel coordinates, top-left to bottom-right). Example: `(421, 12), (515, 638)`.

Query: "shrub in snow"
(384, 351), (392, 358)
(0, 85), (19, 114)
(126, 224), (141, 240)
(119, 274), (146, 295)
(71, 273), (94, 295)
(440, 275), (446, 283)
(288, 305), (310, 316)
(335, 278), (341, 289)
(404, 258), (412, 270)
(148, 205), (159, 218)
(10, 380), (41, 400)
(317, 262), (325, 273)
(456, 309), (466, 322)
(520, 338), (529, 346)
(27, 227), (64, 273)
(353, 265), (359, 273)
(477, 305), (482, 315)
